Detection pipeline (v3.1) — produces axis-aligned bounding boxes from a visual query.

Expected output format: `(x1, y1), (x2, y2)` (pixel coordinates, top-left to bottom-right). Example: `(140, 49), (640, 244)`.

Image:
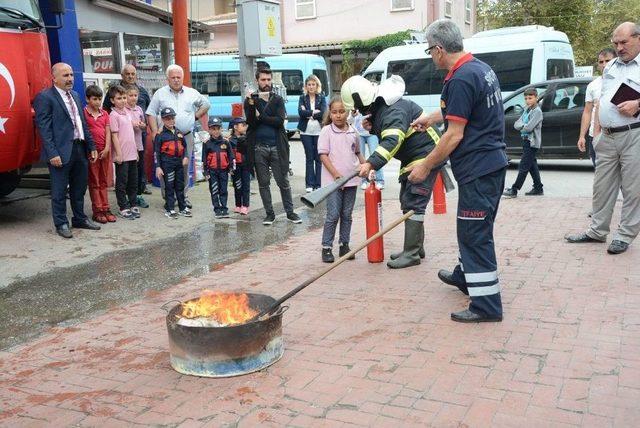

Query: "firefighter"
(341, 74), (443, 269)
(202, 117), (235, 218)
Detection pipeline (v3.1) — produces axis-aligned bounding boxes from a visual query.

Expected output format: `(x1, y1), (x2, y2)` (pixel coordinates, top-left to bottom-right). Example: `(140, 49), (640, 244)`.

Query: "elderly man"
(34, 63), (100, 238)
(146, 64), (210, 207)
(567, 22), (640, 255)
(103, 64), (152, 203)
(408, 19), (508, 323)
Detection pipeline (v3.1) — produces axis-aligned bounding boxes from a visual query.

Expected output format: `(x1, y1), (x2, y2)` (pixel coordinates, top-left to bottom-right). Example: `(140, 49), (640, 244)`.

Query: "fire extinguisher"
(364, 181), (384, 263)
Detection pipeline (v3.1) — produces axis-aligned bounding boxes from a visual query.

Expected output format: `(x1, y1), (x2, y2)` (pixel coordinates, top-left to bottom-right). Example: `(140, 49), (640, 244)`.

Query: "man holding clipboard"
(566, 22), (640, 254)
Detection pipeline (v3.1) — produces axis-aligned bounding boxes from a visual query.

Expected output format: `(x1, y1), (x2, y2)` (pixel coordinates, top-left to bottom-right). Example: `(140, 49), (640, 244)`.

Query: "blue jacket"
(34, 87), (96, 164)
(297, 93), (326, 133)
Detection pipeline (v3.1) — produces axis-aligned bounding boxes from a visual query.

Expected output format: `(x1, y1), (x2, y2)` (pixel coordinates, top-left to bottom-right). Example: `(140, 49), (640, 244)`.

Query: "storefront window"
(124, 34), (171, 92)
(80, 30), (121, 74)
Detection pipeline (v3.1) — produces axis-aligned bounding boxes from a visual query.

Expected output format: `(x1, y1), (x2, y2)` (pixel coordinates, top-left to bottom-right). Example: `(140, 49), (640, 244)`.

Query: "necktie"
(65, 91), (79, 137)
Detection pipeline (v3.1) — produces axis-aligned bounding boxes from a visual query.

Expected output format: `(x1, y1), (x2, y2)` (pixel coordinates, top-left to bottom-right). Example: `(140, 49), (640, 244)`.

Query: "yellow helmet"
(341, 75), (377, 111)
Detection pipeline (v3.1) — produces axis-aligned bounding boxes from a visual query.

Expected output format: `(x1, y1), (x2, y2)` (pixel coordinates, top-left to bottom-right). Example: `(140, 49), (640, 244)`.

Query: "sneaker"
(240, 206), (249, 215)
(142, 187), (152, 195)
(339, 243), (355, 260)
(234, 206), (242, 214)
(220, 210), (230, 218)
(502, 188), (517, 198)
(179, 208), (192, 217)
(119, 209), (134, 220)
(185, 199), (193, 209)
(136, 196), (149, 208)
(305, 187), (313, 193)
(375, 182), (385, 190)
(360, 181), (369, 190)
(131, 207), (141, 218)
(165, 210), (178, 219)
(322, 248), (335, 263)
(286, 212), (302, 224)
(263, 213), (276, 225)
(525, 188), (544, 196)
(104, 211), (117, 222)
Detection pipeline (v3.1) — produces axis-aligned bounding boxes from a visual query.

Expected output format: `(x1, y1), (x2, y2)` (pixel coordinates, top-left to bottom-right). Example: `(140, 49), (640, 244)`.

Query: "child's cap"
(228, 117), (246, 129)
(161, 107), (176, 118)
(208, 117), (223, 127)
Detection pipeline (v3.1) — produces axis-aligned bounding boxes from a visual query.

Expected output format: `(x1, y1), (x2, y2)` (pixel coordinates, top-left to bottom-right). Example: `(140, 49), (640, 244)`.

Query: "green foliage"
(341, 30), (413, 77)
(478, 0), (640, 66)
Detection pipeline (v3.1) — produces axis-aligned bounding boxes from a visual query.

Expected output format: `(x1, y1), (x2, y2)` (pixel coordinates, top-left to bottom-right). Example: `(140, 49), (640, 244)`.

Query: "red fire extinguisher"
(364, 181), (384, 263)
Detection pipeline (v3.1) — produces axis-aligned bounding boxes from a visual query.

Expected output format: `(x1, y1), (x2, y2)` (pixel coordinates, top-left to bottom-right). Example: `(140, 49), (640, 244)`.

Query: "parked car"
(502, 77), (592, 159)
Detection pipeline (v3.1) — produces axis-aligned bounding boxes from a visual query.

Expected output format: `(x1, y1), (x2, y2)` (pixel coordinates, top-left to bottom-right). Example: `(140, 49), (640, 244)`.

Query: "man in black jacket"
(244, 68), (301, 225)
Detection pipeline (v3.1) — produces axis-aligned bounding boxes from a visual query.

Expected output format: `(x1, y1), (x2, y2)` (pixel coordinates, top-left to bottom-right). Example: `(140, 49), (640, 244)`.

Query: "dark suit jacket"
(297, 93), (326, 133)
(34, 87), (96, 164)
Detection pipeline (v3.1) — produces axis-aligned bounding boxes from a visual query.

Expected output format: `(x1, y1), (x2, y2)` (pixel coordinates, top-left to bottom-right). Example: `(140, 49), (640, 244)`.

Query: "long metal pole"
(236, 0), (255, 100)
(172, 0), (191, 86)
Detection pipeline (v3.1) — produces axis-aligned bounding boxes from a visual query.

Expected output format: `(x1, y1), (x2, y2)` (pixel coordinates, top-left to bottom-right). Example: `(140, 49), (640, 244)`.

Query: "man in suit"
(34, 63), (100, 238)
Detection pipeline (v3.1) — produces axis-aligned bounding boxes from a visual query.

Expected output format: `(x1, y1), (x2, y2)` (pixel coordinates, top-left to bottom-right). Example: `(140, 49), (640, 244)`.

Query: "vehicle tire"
(0, 171), (21, 197)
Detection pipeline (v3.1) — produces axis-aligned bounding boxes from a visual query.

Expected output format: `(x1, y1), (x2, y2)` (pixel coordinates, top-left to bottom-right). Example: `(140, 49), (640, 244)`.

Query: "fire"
(180, 291), (257, 325)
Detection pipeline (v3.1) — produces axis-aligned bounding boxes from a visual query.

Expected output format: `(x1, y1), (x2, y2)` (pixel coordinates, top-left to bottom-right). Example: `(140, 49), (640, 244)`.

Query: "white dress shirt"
(598, 53), (640, 128)
(55, 86), (85, 140)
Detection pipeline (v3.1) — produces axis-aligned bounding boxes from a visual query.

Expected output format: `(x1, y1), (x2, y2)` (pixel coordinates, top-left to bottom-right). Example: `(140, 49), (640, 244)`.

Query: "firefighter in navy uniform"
(154, 107), (190, 219)
(408, 19), (507, 323)
(341, 74), (444, 269)
(203, 117), (235, 218)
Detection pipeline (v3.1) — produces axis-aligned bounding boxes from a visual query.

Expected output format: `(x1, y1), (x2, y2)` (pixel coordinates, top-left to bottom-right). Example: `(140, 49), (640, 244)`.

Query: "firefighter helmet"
(341, 75), (377, 111)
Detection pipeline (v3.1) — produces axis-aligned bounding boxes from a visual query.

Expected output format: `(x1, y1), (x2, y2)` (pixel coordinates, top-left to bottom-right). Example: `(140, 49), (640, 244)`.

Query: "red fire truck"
(0, 2), (54, 196)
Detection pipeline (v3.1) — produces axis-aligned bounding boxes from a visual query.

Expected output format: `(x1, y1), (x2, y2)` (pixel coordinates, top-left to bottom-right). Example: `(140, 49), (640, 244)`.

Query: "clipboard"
(611, 82), (640, 105)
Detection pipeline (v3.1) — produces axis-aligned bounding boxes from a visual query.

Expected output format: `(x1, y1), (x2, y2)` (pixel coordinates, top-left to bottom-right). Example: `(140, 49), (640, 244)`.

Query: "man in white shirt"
(577, 48), (617, 167)
(566, 22), (640, 255)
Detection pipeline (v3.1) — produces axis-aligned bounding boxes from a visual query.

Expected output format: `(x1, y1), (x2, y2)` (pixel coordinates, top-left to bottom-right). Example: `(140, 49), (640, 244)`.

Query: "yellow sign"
(267, 16), (276, 37)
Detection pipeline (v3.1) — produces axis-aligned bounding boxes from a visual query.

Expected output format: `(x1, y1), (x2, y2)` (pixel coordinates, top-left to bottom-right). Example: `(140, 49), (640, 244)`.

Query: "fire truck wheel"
(0, 172), (20, 197)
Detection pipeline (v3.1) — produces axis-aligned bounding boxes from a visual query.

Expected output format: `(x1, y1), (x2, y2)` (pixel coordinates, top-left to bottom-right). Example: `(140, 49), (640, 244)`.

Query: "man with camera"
(244, 68), (301, 225)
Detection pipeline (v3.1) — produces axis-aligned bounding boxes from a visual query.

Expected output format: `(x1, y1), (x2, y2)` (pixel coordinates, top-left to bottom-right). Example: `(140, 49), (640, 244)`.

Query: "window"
(387, 59), (446, 96)
(391, 0), (414, 12)
(551, 84), (585, 111)
(295, 0), (316, 20)
(313, 69), (330, 96)
(475, 49), (533, 92)
(547, 59), (574, 80)
(465, 0), (472, 24)
(503, 85), (548, 116)
(363, 71), (383, 84)
(444, 0), (453, 17)
(192, 72), (220, 96)
(272, 70), (304, 95)
(80, 30), (121, 74)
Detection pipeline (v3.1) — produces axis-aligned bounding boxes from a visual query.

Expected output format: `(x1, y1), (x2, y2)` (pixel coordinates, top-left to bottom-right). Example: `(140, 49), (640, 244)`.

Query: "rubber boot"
(390, 246), (425, 260)
(387, 220), (423, 269)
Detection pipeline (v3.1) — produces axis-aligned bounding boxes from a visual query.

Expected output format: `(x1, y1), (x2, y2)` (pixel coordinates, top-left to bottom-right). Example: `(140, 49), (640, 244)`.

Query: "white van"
(362, 25), (575, 113)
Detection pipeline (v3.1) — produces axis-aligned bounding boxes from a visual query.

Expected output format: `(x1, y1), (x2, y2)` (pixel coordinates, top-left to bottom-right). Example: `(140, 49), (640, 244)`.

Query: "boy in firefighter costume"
(341, 75), (443, 269)
(154, 107), (191, 219)
(203, 117), (235, 218)
(228, 117), (251, 215)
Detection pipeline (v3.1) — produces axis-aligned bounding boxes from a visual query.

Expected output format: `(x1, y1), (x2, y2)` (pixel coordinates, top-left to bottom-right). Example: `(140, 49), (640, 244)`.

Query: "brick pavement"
(1, 195), (639, 427)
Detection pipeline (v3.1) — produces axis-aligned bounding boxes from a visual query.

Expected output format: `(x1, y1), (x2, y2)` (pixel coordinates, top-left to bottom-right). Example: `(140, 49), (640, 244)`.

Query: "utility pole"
(236, 0), (256, 98)
(172, 0), (191, 86)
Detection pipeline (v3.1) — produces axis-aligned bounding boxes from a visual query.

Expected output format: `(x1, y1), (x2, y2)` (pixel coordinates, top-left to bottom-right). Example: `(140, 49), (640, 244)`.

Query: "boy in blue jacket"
(203, 117), (235, 218)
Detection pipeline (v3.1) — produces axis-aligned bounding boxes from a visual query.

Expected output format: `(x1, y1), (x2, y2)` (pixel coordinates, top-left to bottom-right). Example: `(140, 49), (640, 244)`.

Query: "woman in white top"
(298, 75), (327, 192)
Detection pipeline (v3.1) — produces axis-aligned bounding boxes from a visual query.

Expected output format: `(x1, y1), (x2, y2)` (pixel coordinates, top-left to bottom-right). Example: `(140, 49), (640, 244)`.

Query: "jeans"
(301, 134), (321, 189)
(321, 186), (357, 247)
(232, 163), (251, 207)
(254, 145), (294, 215)
(359, 135), (384, 184)
(161, 156), (185, 212)
(115, 160), (138, 210)
(512, 138), (542, 191)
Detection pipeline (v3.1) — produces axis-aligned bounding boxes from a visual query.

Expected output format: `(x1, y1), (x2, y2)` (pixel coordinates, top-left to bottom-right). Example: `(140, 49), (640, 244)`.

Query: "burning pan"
(165, 293), (287, 378)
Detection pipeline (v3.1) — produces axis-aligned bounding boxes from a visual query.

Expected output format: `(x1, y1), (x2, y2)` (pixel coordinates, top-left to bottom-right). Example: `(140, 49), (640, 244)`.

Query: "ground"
(1, 160), (638, 427)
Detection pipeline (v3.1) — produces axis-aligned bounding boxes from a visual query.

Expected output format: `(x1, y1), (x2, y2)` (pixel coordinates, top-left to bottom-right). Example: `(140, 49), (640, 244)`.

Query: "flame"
(180, 291), (257, 325)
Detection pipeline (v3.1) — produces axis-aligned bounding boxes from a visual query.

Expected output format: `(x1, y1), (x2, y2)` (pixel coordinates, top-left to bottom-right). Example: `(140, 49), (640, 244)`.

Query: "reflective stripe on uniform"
(457, 216), (486, 221)
(426, 127), (440, 145)
(410, 214), (425, 221)
(464, 271), (498, 283)
(399, 157), (426, 175)
(467, 283), (501, 297)
(374, 145), (393, 161)
(380, 128), (406, 159)
(397, 126), (441, 175)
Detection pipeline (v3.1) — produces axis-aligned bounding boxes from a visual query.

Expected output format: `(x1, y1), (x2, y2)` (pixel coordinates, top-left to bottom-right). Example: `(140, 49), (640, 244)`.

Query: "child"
(124, 85), (149, 209)
(108, 85), (139, 220)
(228, 117), (250, 215)
(317, 97), (365, 263)
(503, 88), (544, 198)
(154, 107), (191, 219)
(202, 117), (235, 218)
(83, 85), (116, 224)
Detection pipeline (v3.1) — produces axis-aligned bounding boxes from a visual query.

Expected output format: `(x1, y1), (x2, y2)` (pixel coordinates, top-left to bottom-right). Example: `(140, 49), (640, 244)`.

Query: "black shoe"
(502, 188), (517, 198)
(322, 248), (334, 263)
(339, 243), (355, 260)
(56, 224), (73, 239)
(451, 309), (502, 323)
(185, 199), (193, 209)
(142, 187), (153, 195)
(607, 240), (629, 254)
(263, 213), (276, 225)
(437, 270), (469, 295)
(72, 219), (101, 230)
(525, 188), (544, 196)
(287, 212), (302, 224)
(565, 233), (605, 243)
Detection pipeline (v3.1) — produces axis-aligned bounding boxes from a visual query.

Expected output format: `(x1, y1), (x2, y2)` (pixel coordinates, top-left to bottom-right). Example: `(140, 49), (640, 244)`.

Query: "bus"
(190, 53), (329, 136)
(362, 25), (575, 114)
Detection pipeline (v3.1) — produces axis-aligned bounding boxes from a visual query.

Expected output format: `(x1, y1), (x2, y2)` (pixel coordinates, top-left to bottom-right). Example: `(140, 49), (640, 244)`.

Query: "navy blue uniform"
(154, 126), (188, 212)
(229, 134), (251, 208)
(202, 136), (235, 215)
(440, 53), (508, 318)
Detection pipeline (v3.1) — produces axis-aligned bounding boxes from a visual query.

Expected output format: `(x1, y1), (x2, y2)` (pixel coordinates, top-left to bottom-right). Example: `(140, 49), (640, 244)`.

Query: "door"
(543, 82), (585, 156)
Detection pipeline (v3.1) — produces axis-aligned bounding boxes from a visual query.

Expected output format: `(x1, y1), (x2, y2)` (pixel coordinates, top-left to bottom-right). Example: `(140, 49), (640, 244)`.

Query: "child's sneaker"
(502, 188), (517, 198)
(119, 209), (134, 220)
(234, 206), (242, 214)
(131, 206), (141, 218)
(136, 196), (149, 208)
(322, 248), (334, 263)
(165, 210), (178, 219)
(179, 208), (192, 217)
(339, 243), (356, 260)
(220, 209), (230, 218)
(240, 206), (249, 215)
